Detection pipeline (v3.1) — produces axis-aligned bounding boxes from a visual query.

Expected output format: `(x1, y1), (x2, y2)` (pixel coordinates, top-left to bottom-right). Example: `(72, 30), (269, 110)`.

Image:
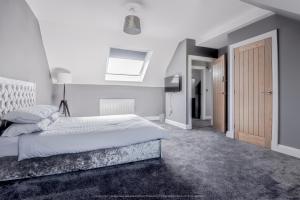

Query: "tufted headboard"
(0, 77), (36, 120)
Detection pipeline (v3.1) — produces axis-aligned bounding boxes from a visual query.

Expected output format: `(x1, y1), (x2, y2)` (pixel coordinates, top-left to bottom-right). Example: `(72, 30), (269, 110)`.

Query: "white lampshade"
(57, 72), (72, 84)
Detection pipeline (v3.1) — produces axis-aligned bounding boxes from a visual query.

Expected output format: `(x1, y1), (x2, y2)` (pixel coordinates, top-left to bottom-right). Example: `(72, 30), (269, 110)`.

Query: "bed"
(0, 77), (168, 181)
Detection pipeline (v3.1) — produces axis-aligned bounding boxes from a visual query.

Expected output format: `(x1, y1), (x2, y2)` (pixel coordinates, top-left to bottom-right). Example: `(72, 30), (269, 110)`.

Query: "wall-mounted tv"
(165, 75), (181, 92)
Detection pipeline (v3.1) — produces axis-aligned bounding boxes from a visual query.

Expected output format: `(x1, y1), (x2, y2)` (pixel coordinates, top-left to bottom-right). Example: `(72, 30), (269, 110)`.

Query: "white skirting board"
(165, 119), (191, 129)
(226, 131), (300, 159)
(226, 131), (234, 139)
(202, 116), (212, 120)
(144, 116), (160, 121)
(272, 144), (300, 159)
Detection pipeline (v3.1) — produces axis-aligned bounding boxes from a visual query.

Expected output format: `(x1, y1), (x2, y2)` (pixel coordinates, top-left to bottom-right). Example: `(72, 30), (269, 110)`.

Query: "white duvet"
(18, 115), (168, 161)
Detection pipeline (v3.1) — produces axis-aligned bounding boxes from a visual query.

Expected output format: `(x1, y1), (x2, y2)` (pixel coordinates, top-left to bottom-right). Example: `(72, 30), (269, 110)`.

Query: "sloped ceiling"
(242, 0), (300, 21)
(26, 0), (271, 87)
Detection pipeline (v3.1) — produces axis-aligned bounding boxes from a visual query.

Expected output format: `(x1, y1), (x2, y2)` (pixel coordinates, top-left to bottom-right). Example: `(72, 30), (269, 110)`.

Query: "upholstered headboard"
(0, 77), (36, 119)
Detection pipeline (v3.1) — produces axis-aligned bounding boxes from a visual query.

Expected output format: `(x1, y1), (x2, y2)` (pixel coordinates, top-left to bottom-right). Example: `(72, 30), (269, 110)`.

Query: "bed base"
(0, 140), (161, 182)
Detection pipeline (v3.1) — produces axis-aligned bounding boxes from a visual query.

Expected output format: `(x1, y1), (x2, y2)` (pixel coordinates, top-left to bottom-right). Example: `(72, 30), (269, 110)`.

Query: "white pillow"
(3, 105), (59, 124)
(49, 112), (61, 122)
(1, 118), (52, 137)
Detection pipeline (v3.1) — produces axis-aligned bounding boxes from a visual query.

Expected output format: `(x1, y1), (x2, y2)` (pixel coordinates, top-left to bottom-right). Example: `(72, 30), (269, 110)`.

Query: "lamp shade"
(57, 72), (72, 84)
(123, 15), (141, 35)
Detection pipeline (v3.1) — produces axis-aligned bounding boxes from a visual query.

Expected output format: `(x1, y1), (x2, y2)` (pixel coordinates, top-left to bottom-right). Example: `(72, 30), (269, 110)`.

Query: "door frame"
(228, 29), (279, 150)
(188, 55), (215, 129)
(192, 66), (206, 120)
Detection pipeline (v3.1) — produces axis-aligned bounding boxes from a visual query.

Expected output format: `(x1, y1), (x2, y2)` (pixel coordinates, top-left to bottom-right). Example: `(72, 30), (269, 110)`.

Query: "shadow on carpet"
(0, 159), (218, 200)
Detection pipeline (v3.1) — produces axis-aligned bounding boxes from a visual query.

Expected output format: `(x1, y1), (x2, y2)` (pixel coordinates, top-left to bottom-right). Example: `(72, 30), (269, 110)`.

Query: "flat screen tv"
(165, 75), (181, 92)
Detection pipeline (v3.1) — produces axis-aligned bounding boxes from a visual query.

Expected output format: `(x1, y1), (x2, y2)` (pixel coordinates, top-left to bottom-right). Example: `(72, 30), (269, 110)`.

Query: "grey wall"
(0, 0), (53, 104)
(165, 39), (217, 125)
(165, 40), (188, 124)
(53, 85), (164, 117)
(227, 15), (300, 149)
(218, 46), (228, 57)
(187, 40), (219, 58)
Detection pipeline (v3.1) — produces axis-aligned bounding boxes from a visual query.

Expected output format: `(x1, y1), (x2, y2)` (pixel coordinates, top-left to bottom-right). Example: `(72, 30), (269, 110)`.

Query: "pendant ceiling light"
(123, 3), (142, 35)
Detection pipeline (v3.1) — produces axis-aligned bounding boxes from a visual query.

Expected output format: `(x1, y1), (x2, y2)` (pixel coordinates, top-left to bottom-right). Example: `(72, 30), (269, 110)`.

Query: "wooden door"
(234, 38), (272, 148)
(213, 55), (226, 133)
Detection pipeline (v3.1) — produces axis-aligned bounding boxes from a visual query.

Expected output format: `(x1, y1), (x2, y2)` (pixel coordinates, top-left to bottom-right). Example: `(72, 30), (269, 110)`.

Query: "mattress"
(18, 114), (168, 161)
(0, 137), (18, 157)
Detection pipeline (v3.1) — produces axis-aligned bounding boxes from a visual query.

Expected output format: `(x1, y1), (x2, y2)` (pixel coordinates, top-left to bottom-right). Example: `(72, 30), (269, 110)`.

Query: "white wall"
(39, 21), (177, 87)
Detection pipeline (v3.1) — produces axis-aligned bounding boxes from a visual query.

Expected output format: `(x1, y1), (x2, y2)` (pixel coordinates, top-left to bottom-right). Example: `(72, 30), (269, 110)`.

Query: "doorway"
(192, 69), (202, 119)
(188, 56), (214, 129)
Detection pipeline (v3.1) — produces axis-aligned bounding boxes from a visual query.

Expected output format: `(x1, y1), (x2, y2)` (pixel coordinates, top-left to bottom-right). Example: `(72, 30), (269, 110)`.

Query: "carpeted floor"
(1, 122), (300, 200)
(192, 119), (211, 129)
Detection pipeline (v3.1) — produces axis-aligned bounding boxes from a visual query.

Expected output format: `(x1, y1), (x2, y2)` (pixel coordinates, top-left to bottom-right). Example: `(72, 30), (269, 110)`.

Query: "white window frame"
(105, 48), (152, 82)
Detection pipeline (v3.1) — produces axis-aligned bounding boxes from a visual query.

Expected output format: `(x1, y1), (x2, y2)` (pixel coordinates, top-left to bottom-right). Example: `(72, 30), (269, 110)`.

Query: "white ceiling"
(242, 0), (300, 21)
(26, 0), (271, 87)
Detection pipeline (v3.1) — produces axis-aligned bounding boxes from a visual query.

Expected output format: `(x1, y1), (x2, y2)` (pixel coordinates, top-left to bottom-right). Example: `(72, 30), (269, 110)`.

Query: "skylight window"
(107, 58), (144, 76)
(105, 48), (152, 82)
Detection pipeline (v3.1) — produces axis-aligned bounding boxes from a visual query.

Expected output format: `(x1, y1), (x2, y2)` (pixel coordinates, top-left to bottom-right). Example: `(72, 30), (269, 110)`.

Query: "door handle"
(261, 90), (273, 95)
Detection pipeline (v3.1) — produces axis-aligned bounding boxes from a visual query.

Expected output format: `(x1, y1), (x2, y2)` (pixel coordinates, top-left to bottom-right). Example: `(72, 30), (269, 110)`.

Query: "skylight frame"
(105, 48), (152, 82)
(106, 57), (145, 76)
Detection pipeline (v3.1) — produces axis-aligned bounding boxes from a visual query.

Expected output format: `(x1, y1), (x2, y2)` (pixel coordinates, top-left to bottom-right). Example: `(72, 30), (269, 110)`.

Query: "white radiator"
(99, 99), (135, 116)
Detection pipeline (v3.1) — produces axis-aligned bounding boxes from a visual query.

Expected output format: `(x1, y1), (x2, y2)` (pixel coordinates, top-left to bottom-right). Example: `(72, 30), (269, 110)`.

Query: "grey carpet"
(0, 122), (300, 200)
(192, 119), (212, 129)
